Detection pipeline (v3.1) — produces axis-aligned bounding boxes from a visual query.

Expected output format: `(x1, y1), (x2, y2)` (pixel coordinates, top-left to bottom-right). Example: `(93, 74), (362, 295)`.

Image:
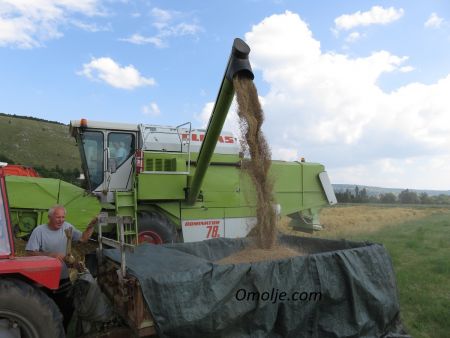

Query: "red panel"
(0, 165), (40, 177)
(0, 256), (62, 290)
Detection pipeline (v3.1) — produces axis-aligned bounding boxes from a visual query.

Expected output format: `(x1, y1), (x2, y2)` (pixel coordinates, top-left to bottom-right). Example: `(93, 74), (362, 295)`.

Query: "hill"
(0, 113), (81, 171)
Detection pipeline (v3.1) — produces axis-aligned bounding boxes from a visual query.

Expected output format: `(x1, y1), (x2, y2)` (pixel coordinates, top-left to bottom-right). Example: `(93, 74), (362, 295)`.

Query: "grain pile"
(234, 75), (277, 249)
(216, 245), (303, 265)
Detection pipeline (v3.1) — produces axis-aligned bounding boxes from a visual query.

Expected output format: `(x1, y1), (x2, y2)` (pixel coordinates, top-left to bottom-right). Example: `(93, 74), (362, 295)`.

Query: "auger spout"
(187, 38), (254, 204)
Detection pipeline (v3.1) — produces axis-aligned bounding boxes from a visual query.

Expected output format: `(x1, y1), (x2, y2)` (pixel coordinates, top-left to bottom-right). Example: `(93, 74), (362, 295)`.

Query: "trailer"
(69, 213), (409, 338)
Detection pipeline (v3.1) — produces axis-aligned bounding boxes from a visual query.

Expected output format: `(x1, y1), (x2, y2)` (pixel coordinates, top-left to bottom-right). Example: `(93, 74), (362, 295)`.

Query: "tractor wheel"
(0, 278), (64, 338)
(137, 210), (178, 244)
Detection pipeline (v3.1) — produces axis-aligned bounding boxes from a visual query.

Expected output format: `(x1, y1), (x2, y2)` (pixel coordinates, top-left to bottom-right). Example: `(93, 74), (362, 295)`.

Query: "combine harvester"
(4, 40), (336, 243)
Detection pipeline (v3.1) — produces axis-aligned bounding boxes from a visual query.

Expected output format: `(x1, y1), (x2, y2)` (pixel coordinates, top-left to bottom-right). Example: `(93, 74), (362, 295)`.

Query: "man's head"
(48, 205), (66, 230)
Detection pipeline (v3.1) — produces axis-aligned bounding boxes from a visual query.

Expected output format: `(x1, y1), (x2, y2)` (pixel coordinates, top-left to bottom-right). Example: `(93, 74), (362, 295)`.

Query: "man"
(25, 205), (97, 330)
(115, 141), (128, 165)
(26, 205), (97, 277)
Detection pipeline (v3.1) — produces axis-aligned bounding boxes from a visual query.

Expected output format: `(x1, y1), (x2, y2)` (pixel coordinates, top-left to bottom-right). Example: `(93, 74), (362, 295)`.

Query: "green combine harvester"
(6, 38), (336, 242)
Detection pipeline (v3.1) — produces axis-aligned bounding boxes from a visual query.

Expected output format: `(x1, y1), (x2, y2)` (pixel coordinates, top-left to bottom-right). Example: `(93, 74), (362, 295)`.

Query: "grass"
(0, 115), (80, 170)
(357, 212), (450, 338)
(279, 205), (450, 338)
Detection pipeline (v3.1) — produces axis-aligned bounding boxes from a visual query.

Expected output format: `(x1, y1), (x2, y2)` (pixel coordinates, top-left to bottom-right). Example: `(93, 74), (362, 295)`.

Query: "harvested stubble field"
(279, 204), (450, 338)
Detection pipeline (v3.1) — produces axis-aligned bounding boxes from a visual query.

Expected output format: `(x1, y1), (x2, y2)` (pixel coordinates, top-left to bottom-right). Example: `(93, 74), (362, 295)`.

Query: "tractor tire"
(137, 210), (178, 244)
(0, 278), (65, 338)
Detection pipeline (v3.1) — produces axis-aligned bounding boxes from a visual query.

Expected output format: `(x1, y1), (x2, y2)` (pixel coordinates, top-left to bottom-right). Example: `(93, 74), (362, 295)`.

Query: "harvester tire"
(0, 278), (65, 338)
(137, 210), (177, 244)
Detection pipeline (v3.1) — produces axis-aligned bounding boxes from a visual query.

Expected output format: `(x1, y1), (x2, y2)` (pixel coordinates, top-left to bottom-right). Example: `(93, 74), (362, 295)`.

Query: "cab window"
(108, 133), (135, 168)
(81, 131), (104, 189)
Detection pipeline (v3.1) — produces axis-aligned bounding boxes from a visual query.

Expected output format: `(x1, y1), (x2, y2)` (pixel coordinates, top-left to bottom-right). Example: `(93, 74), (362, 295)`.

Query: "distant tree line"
(0, 153), (82, 186)
(0, 112), (64, 125)
(335, 186), (450, 205)
(33, 165), (82, 186)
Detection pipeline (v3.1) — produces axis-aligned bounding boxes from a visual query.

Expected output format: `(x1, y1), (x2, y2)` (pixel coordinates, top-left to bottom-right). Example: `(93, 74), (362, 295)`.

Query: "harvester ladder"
(114, 190), (138, 245)
(97, 213), (135, 280)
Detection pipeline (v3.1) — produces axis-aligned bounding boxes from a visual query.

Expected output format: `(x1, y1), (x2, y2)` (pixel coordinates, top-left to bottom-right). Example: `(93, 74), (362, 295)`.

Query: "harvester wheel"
(137, 211), (177, 244)
(0, 278), (64, 338)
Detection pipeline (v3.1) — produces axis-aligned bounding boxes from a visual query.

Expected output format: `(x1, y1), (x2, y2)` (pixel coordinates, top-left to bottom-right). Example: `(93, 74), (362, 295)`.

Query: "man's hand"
(50, 252), (66, 262)
(88, 216), (98, 229)
(81, 216), (98, 242)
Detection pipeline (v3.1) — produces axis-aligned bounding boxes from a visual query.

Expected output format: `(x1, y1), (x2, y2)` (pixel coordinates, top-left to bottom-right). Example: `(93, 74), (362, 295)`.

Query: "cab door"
(104, 132), (136, 192)
(79, 130), (105, 192)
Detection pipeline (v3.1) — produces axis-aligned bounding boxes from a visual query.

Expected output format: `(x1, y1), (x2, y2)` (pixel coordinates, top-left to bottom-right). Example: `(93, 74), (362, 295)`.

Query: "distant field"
(280, 204), (450, 338)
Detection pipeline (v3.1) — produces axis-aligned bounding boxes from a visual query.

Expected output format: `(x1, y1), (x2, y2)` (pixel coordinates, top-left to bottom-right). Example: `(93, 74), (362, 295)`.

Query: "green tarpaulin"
(104, 235), (409, 337)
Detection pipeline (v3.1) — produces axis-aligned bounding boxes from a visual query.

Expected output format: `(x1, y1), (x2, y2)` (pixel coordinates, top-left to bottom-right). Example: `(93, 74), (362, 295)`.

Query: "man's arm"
(80, 217), (98, 242)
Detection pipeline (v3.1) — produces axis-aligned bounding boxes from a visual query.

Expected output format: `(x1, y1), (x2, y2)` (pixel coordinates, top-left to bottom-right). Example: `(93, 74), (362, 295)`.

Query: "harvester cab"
(69, 122), (241, 199)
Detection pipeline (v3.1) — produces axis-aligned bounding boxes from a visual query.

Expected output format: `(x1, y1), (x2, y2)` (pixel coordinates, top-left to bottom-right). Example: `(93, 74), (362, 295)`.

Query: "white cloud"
(120, 34), (164, 48)
(121, 7), (202, 48)
(196, 101), (240, 133)
(142, 102), (161, 117)
(345, 31), (362, 43)
(0, 0), (104, 48)
(151, 7), (202, 39)
(78, 57), (156, 90)
(199, 11), (450, 189)
(335, 6), (404, 31)
(151, 7), (173, 24)
(399, 65), (415, 73)
(71, 20), (111, 32)
(424, 13), (444, 28)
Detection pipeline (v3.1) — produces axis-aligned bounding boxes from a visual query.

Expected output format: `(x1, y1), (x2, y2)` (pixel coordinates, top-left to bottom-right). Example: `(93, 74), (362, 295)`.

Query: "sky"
(1, 0), (450, 190)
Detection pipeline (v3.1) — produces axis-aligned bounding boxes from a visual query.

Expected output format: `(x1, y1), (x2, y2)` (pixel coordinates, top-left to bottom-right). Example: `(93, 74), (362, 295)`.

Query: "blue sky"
(1, 0), (450, 190)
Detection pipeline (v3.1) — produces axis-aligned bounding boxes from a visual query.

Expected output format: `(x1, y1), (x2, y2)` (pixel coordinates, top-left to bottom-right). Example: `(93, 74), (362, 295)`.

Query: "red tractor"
(0, 173), (65, 338)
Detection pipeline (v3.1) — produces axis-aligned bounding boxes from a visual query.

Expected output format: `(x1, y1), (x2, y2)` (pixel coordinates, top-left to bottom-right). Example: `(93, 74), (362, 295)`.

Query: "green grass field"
(0, 115), (80, 170)
(316, 205), (450, 338)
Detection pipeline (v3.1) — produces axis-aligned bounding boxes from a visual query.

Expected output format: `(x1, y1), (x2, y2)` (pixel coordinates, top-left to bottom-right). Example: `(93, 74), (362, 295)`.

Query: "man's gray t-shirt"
(26, 222), (82, 279)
